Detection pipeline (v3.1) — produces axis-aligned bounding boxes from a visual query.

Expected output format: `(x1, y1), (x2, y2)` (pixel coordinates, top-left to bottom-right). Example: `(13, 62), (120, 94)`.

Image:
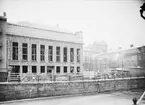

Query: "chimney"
(130, 44), (134, 48)
(3, 12), (6, 17)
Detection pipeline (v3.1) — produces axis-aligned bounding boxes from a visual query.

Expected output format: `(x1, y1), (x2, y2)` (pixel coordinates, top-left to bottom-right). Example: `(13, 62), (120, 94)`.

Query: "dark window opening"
(22, 66), (28, 73)
(56, 66), (60, 73)
(32, 66), (37, 73)
(22, 43), (28, 60)
(64, 66), (67, 73)
(40, 66), (45, 73)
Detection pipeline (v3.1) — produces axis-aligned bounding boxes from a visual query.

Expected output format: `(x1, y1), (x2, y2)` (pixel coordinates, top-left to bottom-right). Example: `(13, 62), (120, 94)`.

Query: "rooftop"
(6, 21), (83, 44)
(93, 45), (145, 57)
(17, 21), (74, 35)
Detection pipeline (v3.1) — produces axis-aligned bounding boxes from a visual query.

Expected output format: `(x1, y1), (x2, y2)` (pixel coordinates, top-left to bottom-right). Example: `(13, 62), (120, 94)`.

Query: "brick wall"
(0, 78), (145, 101)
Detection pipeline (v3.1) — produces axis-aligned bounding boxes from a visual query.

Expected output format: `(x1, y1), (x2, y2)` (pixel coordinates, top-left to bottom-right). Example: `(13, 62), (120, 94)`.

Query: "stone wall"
(0, 78), (145, 102)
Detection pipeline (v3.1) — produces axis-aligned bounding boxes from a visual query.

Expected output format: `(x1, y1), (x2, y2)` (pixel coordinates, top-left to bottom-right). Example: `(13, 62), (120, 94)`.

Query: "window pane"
(63, 47), (67, 62)
(40, 45), (45, 61)
(64, 66), (67, 73)
(48, 46), (53, 61)
(22, 43), (28, 60)
(41, 66), (45, 73)
(56, 46), (60, 62)
(70, 48), (74, 62)
(56, 66), (60, 73)
(32, 44), (37, 61)
(77, 49), (80, 62)
(12, 42), (18, 60)
(32, 66), (37, 73)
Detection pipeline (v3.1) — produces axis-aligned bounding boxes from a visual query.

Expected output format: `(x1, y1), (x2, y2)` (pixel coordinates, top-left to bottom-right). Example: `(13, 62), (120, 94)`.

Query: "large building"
(83, 41), (108, 72)
(0, 14), (83, 82)
(92, 46), (145, 77)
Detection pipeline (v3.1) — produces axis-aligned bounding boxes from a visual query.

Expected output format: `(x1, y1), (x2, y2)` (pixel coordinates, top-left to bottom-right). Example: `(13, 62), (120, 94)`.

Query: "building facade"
(0, 15), (83, 82)
(92, 46), (145, 77)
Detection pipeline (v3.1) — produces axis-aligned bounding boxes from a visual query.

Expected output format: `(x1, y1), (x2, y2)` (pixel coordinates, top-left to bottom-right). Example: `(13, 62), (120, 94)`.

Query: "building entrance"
(47, 66), (54, 74)
(11, 65), (20, 73)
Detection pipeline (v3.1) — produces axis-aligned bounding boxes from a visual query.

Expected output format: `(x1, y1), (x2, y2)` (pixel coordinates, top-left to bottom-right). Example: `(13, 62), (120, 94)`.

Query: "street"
(1, 89), (145, 105)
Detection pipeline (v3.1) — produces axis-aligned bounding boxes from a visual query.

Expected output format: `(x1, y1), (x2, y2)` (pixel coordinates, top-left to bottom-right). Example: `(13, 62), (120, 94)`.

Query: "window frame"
(32, 44), (37, 61)
(77, 49), (80, 63)
(22, 43), (28, 61)
(56, 46), (61, 62)
(63, 47), (67, 62)
(56, 66), (60, 73)
(48, 46), (53, 61)
(12, 42), (18, 60)
(64, 66), (67, 73)
(70, 48), (74, 62)
(40, 45), (45, 61)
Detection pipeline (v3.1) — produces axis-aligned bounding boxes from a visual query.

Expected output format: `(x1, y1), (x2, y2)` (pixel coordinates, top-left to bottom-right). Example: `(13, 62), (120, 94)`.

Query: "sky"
(0, 0), (145, 50)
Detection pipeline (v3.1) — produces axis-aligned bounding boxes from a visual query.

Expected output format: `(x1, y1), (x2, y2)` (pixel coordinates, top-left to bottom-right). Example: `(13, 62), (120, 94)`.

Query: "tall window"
(12, 42), (18, 60)
(40, 66), (45, 73)
(32, 44), (37, 61)
(22, 66), (28, 73)
(63, 47), (67, 62)
(48, 46), (53, 61)
(56, 66), (60, 73)
(64, 66), (67, 73)
(22, 43), (28, 60)
(77, 49), (80, 62)
(70, 48), (74, 62)
(40, 45), (45, 61)
(56, 46), (60, 62)
(32, 66), (37, 73)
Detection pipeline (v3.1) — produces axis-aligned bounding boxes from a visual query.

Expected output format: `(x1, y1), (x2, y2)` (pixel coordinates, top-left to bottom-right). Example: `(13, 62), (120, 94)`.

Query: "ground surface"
(1, 89), (145, 105)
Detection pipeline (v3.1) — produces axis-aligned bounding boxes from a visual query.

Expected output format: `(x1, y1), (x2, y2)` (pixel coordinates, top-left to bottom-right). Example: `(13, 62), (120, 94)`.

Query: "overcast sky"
(0, 0), (145, 50)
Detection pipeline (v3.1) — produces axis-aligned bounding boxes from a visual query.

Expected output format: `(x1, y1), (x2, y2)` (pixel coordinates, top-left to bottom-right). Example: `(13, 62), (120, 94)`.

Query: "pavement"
(1, 89), (145, 105)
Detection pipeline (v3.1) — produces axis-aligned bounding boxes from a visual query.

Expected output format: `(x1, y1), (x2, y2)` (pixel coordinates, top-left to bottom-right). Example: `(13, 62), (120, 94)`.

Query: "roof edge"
(7, 22), (80, 36)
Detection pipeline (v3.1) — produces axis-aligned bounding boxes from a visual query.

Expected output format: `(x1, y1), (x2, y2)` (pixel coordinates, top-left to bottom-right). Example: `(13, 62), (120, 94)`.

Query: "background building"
(0, 14), (83, 82)
(93, 46), (145, 77)
(83, 40), (108, 72)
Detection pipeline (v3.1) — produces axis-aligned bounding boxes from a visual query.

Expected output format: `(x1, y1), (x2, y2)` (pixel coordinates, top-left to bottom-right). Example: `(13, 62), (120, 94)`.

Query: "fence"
(6, 72), (145, 83)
